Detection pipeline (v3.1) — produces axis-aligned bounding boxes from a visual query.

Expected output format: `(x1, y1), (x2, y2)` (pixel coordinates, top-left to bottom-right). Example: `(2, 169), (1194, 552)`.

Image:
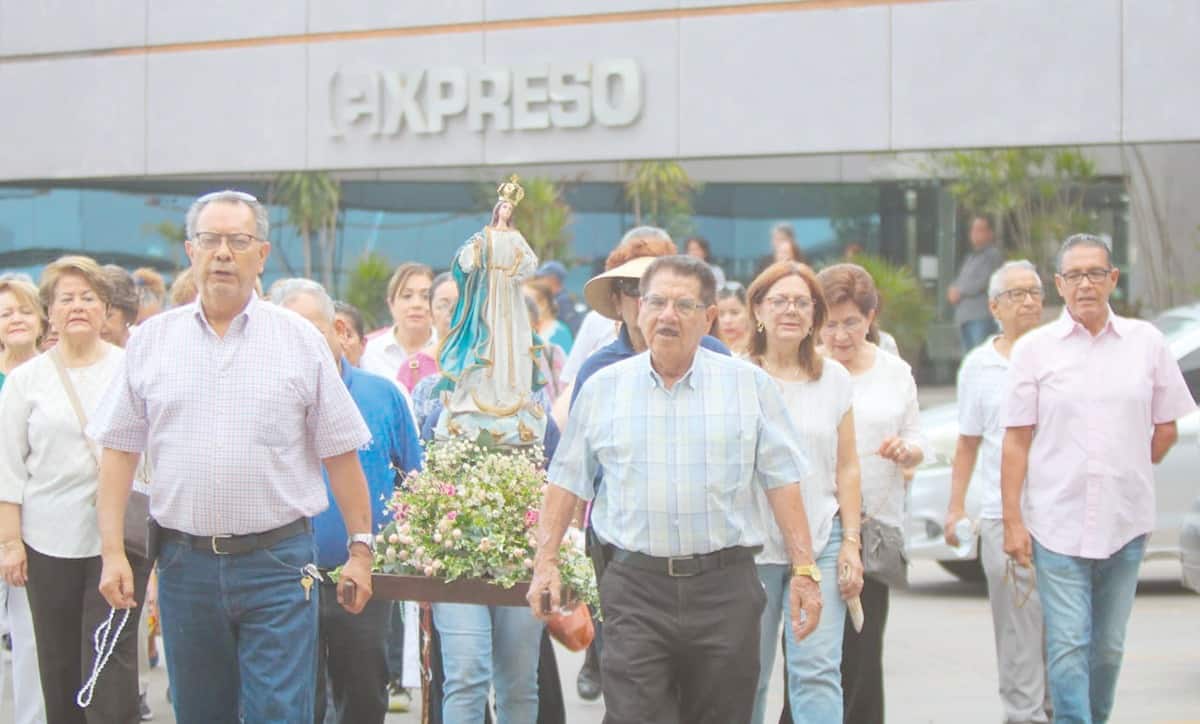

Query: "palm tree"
(512, 177), (573, 264)
(623, 161), (699, 240)
(274, 172), (341, 290)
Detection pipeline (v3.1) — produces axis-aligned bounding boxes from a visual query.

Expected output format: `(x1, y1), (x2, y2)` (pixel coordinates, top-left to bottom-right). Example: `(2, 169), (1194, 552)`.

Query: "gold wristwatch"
(791, 563), (822, 582)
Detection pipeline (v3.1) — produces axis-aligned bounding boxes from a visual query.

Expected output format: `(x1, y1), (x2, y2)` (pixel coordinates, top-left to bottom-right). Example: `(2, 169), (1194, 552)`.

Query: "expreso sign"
(329, 59), (642, 137)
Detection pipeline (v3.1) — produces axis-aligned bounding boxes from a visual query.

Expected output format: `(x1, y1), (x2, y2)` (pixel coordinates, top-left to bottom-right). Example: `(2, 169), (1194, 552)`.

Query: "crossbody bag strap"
(50, 347), (99, 468)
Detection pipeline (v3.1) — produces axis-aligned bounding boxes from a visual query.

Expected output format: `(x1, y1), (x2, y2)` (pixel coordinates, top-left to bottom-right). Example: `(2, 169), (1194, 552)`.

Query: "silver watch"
(347, 533), (375, 554)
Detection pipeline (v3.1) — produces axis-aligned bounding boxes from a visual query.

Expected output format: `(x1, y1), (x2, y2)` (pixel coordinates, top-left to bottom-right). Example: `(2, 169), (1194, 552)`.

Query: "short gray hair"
(988, 260), (1041, 299)
(185, 190), (269, 240)
(1056, 233), (1111, 271)
(619, 226), (672, 247)
(270, 277), (335, 323)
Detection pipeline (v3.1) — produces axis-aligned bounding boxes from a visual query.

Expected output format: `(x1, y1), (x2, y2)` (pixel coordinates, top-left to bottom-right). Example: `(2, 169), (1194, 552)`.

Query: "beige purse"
(51, 348), (152, 560)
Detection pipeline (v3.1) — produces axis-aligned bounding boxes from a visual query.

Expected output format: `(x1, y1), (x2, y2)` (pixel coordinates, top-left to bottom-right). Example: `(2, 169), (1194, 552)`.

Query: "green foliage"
(344, 253), (392, 330)
(939, 148), (1098, 274)
(513, 177), (574, 264)
(842, 253), (933, 363)
(624, 161), (701, 240)
(274, 171), (341, 290)
(143, 221), (188, 268)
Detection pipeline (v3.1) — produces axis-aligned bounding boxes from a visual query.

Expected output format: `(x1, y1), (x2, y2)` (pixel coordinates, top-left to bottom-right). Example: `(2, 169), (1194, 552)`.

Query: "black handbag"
(860, 516), (908, 588)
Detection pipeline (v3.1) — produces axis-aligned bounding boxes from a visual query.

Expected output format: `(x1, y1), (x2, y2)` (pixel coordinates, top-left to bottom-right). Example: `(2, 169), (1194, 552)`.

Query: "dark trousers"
(599, 558), (765, 724)
(24, 546), (151, 724)
(315, 583), (390, 724)
(385, 602), (405, 685)
(839, 575), (890, 724)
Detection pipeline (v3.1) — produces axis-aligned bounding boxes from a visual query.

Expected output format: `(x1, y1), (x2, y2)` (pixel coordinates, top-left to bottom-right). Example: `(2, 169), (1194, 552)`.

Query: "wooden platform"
(371, 573), (531, 606)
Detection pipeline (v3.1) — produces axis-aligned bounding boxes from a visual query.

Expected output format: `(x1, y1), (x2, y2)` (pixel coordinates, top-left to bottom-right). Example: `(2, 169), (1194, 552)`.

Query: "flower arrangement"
(373, 437), (598, 609)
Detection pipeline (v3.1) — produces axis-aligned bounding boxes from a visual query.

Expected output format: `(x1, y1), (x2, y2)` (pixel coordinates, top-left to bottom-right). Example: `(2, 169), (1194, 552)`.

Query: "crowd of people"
(0, 188), (1193, 724)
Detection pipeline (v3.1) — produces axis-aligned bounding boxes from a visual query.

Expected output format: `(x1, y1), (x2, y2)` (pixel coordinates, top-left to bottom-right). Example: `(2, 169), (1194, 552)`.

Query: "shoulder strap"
(50, 347), (99, 467)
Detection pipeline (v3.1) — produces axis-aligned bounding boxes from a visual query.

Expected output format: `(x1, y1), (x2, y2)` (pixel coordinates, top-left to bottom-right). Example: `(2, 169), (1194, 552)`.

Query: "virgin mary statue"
(434, 176), (547, 446)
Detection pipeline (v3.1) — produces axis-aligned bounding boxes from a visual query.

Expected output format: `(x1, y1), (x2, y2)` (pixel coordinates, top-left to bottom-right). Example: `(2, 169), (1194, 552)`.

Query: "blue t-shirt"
(314, 360), (422, 569)
(570, 325), (731, 408)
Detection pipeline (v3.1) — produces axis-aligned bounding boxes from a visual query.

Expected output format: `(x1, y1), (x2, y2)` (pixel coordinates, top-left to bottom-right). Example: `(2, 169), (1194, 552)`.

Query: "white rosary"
(76, 607), (131, 708)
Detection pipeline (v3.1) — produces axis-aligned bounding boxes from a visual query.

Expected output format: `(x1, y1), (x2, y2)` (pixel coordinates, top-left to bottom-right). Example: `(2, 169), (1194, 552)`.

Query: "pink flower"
(442, 484), (457, 497)
(446, 511), (459, 521)
(394, 504), (411, 521)
(524, 510), (539, 528)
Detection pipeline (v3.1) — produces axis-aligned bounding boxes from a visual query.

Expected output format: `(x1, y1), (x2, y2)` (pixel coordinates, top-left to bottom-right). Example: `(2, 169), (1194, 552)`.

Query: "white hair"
(185, 190), (269, 240)
(988, 260), (1041, 299)
(619, 226), (672, 246)
(270, 277), (335, 323)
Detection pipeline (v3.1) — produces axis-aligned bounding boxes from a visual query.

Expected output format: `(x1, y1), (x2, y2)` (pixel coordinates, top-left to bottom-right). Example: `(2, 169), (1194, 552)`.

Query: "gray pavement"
(4, 559), (1197, 723)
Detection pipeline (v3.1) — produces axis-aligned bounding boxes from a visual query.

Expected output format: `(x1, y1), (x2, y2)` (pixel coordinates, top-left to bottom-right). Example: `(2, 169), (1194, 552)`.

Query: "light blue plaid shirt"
(550, 348), (808, 557)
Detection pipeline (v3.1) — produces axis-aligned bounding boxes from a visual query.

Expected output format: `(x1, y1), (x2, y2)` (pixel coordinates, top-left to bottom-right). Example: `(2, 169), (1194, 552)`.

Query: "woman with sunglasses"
(816, 263), (925, 724)
(744, 262), (864, 724)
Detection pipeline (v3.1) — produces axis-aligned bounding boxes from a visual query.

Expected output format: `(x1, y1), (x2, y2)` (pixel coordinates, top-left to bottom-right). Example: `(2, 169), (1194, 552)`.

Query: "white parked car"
(905, 306), (1200, 583)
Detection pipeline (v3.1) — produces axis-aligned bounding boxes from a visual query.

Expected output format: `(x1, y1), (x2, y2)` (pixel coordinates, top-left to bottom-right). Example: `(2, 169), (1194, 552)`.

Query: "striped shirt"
(89, 295), (371, 537)
(549, 348), (808, 557)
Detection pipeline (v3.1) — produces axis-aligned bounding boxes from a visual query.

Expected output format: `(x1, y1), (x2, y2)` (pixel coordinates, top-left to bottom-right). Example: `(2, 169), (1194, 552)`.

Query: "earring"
(756, 322), (765, 333)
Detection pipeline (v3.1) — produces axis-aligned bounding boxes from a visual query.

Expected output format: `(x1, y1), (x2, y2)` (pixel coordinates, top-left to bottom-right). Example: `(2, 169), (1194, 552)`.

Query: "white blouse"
(0, 346), (124, 558)
(849, 345), (925, 530)
(753, 359), (854, 564)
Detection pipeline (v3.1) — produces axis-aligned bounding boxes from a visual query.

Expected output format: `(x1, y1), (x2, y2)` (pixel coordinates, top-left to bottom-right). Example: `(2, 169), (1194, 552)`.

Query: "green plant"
(344, 252), (392, 330)
(938, 148), (1097, 275)
(842, 253), (933, 363)
(513, 177), (574, 264)
(624, 161), (700, 240)
(274, 172), (341, 290)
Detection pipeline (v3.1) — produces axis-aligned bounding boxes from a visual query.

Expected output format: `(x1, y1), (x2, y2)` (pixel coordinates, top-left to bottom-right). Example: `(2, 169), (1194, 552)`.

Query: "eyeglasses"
(994, 287), (1044, 303)
(192, 232), (261, 252)
(1058, 268), (1113, 286)
(614, 278), (641, 298)
(641, 294), (707, 318)
(822, 317), (864, 334)
(763, 295), (813, 314)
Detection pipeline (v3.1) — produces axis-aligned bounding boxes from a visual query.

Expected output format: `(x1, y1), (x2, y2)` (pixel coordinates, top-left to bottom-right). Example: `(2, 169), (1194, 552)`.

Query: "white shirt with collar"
(957, 335), (1009, 520)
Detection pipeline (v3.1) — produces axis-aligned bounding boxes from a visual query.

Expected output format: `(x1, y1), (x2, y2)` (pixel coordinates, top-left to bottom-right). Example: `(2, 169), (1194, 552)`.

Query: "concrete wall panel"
(307, 0), (484, 34)
(146, 46), (307, 174)
(307, 34), (486, 169)
(679, 7), (890, 157)
(147, 0), (307, 45)
(0, 0), (145, 56)
(0, 56), (146, 178)
(1123, 0), (1200, 143)
(477, 19), (677, 165)
(892, 0), (1122, 149)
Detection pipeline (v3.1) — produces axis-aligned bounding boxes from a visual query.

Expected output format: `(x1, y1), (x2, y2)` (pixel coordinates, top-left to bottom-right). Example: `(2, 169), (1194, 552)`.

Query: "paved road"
(5, 559), (1196, 723)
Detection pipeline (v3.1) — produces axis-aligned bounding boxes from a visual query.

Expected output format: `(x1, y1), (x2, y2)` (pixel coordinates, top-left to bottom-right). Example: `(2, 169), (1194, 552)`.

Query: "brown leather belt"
(605, 544), (761, 577)
(162, 518), (311, 556)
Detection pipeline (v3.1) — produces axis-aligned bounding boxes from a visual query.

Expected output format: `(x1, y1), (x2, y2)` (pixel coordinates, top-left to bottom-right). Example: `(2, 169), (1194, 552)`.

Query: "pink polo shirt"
(1002, 309), (1195, 559)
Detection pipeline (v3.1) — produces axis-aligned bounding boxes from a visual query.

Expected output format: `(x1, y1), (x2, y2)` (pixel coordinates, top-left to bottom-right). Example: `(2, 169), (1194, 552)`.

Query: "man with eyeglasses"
(567, 227), (729, 701)
(948, 216), (1005, 353)
(945, 260), (1051, 724)
(89, 190), (377, 724)
(1000, 234), (1195, 723)
(529, 255), (822, 724)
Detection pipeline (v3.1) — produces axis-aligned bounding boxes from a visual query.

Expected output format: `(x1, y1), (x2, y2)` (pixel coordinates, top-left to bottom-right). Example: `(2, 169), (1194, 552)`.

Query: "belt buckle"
(667, 556), (695, 577)
(211, 534), (233, 555)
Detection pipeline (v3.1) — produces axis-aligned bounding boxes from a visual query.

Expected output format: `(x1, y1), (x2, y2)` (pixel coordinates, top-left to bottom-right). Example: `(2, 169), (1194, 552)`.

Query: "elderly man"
(945, 260), (1051, 724)
(529, 255), (822, 724)
(90, 190), (376, 724)
(274, 279), (422, 724)
(1001, 234), (1196, 724)
(948, 216), (1005, 352)
(570, 226), (730, 700)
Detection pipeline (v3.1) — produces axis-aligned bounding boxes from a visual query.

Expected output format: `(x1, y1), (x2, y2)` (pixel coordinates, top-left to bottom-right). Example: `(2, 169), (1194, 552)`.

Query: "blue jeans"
(1033, 535), (1146, 724)
(753, 517), (847, 724)
(432, 603), (543, 724)
(960, 318), (997, 353)
(157, 531), (319, 724)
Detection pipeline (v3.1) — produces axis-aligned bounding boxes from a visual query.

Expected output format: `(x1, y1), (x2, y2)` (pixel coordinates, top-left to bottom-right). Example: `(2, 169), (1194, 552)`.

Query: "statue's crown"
(497, 174), (525, 207)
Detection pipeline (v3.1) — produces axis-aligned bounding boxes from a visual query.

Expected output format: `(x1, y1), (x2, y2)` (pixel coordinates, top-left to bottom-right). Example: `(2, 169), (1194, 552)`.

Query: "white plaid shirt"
(550, 348), (809, 557)
(89, 295), (371, 536)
